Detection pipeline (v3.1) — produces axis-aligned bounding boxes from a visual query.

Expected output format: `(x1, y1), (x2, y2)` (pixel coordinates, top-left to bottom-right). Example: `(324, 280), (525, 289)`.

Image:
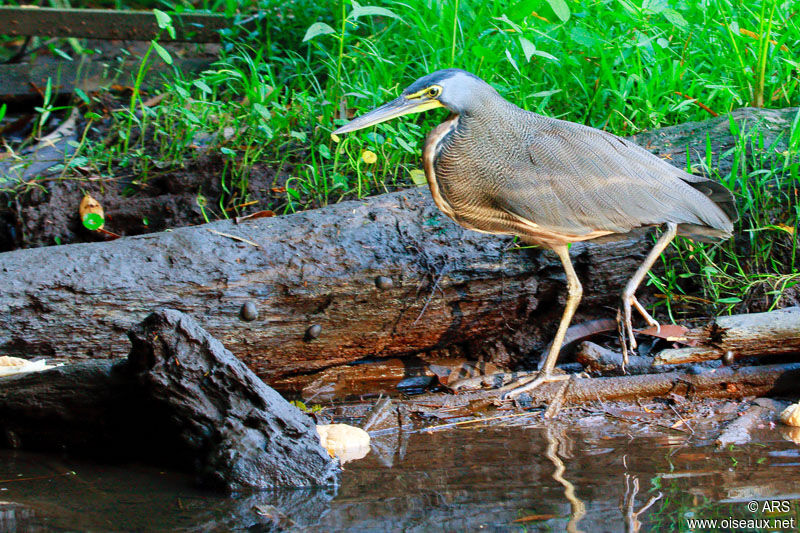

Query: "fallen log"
(0, 107), (796, 379)
(409, 362), (800, 409)
(653, 307), (800, 365)
(0, 309), (339, 491)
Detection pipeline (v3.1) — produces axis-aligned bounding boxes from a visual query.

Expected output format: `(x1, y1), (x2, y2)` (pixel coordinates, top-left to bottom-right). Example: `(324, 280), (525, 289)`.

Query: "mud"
(0, 148), (293, 251)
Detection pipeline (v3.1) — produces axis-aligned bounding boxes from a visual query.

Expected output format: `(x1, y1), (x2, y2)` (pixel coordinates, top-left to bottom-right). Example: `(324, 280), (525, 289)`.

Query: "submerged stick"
(408, 362), (800, 409)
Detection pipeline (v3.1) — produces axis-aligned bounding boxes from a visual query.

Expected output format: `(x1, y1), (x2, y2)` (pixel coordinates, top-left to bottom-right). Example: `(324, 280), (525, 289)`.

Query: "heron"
(333, 69), (737, 398)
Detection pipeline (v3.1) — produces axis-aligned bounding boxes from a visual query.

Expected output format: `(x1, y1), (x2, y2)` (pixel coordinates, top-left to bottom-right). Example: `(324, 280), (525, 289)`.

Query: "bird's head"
(333, 69), (494, 135)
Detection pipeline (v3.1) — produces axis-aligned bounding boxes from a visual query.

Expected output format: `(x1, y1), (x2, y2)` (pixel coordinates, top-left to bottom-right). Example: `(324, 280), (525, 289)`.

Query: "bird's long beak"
(333, 96), (443, 134)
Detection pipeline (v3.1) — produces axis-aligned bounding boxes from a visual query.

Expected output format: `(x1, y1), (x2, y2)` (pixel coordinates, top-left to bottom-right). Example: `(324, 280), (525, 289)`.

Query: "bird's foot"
(617, 295), (661, 365)
(498, 370), (570, 401)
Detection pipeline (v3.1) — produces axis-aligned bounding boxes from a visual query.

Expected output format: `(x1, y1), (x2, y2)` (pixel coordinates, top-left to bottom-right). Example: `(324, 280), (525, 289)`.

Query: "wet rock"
(239, 301), (258, 321)
(127, 309), (340, 491)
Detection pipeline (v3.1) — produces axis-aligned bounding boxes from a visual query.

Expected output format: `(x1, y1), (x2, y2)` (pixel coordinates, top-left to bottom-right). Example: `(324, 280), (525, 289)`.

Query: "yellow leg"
(502, 243), (582, 399)
(619, 222), (677, 362)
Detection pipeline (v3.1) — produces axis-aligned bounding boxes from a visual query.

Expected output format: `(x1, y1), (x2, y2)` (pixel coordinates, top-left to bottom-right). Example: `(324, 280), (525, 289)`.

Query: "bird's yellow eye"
(426, 85), (442, 98)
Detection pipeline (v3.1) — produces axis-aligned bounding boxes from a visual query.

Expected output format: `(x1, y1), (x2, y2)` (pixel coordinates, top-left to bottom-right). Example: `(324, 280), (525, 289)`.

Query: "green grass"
(0, 0), (798, 316)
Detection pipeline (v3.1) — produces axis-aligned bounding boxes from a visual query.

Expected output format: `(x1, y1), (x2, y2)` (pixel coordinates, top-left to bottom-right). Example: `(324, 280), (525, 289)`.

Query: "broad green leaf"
(395, 136), (415, 153)
(662, 8), (688, 29)
(193, 79), (212, 94)
(519, 37), (536, 63)
(303, 22), (336, 42)
(151, 41), (173, 65)
(154, 9), (172, 29)
(570, 26), (598, 47)
(642, 0), (667, 15)
(409, 169), (427, 186)
(253, 102), (271, 120)
(349, 3), (402, 21)
(545, 0), (570, 22)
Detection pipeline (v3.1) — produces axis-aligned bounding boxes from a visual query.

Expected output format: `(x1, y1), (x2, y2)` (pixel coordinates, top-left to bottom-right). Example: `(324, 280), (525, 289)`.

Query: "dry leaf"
(235, 210), (276, 224)
(636, 324), (693, 344)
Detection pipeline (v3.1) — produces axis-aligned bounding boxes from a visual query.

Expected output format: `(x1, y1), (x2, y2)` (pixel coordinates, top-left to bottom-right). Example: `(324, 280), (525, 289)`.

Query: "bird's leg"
(502, 243), (582, 399)
(618, 222), (678, 363)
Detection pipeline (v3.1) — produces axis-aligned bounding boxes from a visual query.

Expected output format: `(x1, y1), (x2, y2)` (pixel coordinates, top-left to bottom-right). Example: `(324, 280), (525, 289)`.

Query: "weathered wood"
(0, 7), (229, 42)
(0, 309), (340, 491)
(654, 307), (800, 365)
(575, 340), (722, 375)
(0, 57), (213, 103)
(410, 362), (800, 409)
(0, 108), (797, 380)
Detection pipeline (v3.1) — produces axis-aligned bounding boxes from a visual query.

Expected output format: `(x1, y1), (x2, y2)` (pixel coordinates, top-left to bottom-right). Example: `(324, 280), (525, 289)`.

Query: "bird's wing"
(493, 120), (732, 236)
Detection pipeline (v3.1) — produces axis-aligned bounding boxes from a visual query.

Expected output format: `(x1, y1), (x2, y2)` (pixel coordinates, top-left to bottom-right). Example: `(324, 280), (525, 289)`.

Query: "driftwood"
(654, 307), (800, 365)
(408, 362), (800, 409)
(0, 309), (339, 491)
(0, 107), (797, 380)
(575, 340), (722, 375)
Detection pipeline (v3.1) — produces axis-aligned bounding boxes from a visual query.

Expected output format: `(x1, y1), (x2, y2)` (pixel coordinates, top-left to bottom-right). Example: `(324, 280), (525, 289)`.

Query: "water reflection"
(0, 425), (798, 531)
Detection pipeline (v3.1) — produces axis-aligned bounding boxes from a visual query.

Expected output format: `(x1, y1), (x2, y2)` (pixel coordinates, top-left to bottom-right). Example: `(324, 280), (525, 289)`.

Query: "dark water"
(1, 425), (798, 532)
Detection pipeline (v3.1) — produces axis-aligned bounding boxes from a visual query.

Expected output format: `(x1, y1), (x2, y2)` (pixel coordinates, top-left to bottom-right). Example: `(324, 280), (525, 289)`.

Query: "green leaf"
(494, 14), (522, 33)
(395, 136), (415, 153)
(409, 169), (427, 186)
(533, 49), (558, 62)
(349, 2), (403, 21)
(303, 22), (336, 42)
(52, 47), (73, 61)
(153, 9), (172, 29)
(570, 26), (598, 48)
(253, 102), (271, 120)
(519, 37), (536, 63)
(717, 297), (742, 304)
(151, 41), (173, 65)
(544, 0), (570, 22)
(74, 87), (90, 105)
(286, 186), (301, 200)
(505, 48), (520, 74)
(531, 89), (562, 97)
(662, 8), (688, 29)
(193, 79), (212, 94)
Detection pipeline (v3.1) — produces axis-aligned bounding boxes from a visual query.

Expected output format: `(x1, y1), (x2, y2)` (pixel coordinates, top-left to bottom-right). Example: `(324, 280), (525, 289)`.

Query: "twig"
(206, 228), (260, 248)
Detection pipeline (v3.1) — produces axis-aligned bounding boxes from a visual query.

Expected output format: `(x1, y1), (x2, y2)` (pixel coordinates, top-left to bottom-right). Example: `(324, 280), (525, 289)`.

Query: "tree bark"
(653, 307), (800, 365)
(0, 107), (796, 379)
(0, 309), (340, 491)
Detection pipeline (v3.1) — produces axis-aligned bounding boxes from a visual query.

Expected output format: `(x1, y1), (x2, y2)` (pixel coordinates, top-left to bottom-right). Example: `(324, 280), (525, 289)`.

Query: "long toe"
(631, 296), (660, 330)
(499, 371), (570, 400)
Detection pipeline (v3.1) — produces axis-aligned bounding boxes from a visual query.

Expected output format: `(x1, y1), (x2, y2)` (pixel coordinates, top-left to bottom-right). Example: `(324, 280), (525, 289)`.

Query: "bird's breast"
(423, 114), (460, 221)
